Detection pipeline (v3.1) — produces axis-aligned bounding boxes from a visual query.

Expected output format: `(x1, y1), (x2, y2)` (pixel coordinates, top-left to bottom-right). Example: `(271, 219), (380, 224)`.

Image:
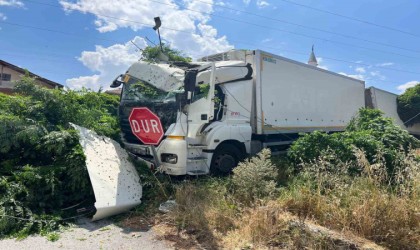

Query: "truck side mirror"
(110, 74), (124, 88)
(184, 70), (198, 94)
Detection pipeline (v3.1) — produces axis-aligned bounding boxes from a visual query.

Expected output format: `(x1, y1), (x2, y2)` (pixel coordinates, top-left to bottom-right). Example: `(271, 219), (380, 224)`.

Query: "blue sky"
(0, 0), (419, 93)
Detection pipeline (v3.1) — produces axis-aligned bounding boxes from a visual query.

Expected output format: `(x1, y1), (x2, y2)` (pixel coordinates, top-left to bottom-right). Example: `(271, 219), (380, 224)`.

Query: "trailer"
(366, 87), (420, 136)
(231, 50), (366, 153)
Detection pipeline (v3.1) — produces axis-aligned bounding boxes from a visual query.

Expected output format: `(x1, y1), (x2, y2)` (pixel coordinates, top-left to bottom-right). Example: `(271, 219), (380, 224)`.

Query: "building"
(0, 60), (63, 94)
(307, 45), (318, 67)
(105, 88), (122, 96)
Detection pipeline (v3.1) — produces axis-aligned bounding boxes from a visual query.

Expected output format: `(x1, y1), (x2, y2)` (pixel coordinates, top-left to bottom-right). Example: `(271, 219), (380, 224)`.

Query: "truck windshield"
(121, 75), (178, 103)
(119, 75), (182, 144)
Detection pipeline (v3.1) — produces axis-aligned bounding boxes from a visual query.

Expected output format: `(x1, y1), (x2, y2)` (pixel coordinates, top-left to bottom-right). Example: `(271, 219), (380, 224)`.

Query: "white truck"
(111, 49), (415, 176)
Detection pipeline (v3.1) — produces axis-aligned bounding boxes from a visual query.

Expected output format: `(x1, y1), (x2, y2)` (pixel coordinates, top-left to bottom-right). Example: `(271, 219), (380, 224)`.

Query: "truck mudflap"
(71, 124), (142, 221)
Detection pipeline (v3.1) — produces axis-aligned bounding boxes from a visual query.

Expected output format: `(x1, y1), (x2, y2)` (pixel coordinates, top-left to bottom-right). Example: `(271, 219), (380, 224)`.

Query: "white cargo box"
(252, 50), (366, 134)
(366, 87), (420, 136)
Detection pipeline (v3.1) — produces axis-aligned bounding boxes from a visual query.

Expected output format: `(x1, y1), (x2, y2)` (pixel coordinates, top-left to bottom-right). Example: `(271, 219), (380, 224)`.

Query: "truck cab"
(114, 53), (254, 175)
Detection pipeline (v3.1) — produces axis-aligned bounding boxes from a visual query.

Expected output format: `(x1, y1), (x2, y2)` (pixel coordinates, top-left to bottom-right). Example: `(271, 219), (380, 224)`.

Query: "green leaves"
(232, 149), (278, 204)
(397, 83), (420, 126)
(0, 78), (118, 238)
(141, 44), (192, 62)
(288, 108), (420, 177)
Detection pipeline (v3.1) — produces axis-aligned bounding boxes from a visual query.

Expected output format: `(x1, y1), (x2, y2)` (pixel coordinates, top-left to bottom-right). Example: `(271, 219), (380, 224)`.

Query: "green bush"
(232, 148), (278, 204)
(12, 76), (120, 139)
(397, 83), (420, 126)
(141, 44), (192, 62)
(288, 108), (420, 177)
(0, 76), (120, 238)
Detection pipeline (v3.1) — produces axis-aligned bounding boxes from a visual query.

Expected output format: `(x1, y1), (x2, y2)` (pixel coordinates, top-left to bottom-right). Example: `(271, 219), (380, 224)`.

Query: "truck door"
(186, 63), (216, 137)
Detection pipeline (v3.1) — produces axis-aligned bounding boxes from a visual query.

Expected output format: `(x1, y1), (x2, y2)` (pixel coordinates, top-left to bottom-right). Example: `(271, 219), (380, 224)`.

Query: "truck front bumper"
(123, 139), (188, 175)
(157, 138), (188, 175)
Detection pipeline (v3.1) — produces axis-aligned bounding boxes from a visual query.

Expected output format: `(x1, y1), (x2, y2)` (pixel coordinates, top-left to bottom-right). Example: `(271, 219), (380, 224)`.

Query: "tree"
(0, 78), (123, 238)
(397, 83), (420, 126)
(141, 44), (192, 62)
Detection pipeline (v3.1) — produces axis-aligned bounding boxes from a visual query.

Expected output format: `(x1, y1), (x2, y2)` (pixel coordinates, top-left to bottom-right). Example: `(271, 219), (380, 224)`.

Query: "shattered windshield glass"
(119, 75), (182, 144)
(121, 76), (180, 102)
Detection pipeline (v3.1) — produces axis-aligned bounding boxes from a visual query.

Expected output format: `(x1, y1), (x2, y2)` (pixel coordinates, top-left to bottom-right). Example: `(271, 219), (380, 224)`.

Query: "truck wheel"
(210, 144), (242, 175)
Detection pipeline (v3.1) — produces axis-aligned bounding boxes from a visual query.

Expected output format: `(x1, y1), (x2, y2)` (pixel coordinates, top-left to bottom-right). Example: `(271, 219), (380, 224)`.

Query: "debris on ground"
(158, 200), (177, 213)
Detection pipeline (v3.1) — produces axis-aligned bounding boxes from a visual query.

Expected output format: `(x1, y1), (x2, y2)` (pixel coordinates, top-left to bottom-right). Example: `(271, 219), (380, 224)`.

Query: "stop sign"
(128, 107), (164, 145)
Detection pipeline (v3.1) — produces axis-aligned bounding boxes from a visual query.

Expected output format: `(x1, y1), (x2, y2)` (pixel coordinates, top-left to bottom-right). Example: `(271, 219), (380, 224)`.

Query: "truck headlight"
(161, 153), (178, 164)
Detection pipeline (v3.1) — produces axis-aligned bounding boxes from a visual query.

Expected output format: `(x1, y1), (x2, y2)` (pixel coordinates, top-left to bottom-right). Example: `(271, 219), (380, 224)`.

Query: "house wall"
(0, 65), (55, 94)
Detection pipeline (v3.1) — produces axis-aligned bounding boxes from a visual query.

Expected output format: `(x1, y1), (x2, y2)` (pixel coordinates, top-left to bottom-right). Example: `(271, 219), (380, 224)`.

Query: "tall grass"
(281, 148), (419, 249)
(164, 148), (419, 249)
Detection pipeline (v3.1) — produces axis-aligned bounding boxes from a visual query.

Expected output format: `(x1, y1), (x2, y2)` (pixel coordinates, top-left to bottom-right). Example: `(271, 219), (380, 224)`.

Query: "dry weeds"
(133, 148), (420, 249)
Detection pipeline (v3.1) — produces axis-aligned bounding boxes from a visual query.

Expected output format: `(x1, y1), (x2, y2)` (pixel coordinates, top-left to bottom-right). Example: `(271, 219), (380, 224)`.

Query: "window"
(1, 74), (11, 81)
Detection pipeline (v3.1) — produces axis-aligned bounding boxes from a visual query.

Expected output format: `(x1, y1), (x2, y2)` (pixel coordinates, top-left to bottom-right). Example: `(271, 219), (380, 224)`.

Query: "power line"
(0, 20), (122, 44)
(192, 0), (420, 54)
(204, 38), (420, 76)
(403, 112), (420, 125)
(5, 0), (420, 82)
(3, 8), (420, 76)
(277, 0), (420, 38)
(23, 0), (420, 60)
(148, 0), (420, 60)
(0, 52), (75, 62)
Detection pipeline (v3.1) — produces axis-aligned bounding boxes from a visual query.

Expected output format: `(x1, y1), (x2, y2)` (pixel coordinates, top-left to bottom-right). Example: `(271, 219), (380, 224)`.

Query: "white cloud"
(370, 71), (386, 80)
(216, 1), (227, 6)
(61, 0), (234, 89)
(66, 36), (146, 90)
(0, 0), (23, 24)
(397, 80), (418, 93)
(340, 63), (391, 84)
(261, 38), (272, 43)
(377, 62), (394, 67)
(256, 0), (270, 8)
(355, 67), (366, 73)
(243, 0), (251, 5)
(0, 0), (23, 26)
(59, 1), (233, 57)
(0, 0), (23, 7)
(316, 57), (328, 70)
(66, 75), (101, 90)
(338, 72), (365, 81)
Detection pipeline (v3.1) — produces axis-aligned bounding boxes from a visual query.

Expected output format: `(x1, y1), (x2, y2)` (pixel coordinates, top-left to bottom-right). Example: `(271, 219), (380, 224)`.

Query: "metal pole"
(157, 28), (163, 52)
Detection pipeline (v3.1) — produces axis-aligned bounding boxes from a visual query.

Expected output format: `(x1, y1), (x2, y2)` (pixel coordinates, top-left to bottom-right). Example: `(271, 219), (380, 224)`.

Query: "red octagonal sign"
(129, 107), (164, 145)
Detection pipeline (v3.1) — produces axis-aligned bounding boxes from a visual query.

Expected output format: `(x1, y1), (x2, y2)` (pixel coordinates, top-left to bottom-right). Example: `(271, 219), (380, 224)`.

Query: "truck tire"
(210, 144), (242, 175)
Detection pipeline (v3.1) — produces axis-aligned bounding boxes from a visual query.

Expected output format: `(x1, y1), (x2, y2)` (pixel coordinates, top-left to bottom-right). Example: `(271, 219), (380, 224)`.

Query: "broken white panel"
(71, 124), (142, 221)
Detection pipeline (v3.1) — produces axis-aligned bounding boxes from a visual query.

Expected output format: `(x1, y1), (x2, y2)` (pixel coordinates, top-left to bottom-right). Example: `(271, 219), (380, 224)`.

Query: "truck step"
(187, 156), (207, 162)
(188, 144), (208, 149)
(187, 170), (207, 175)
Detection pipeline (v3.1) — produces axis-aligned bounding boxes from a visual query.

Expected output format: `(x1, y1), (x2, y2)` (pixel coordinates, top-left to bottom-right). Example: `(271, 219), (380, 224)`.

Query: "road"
(0, 218), (171, 250)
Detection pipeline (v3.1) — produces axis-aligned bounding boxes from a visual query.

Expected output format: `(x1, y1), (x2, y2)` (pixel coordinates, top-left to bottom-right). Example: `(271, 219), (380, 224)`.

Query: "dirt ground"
(0, 218), (172, 250)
